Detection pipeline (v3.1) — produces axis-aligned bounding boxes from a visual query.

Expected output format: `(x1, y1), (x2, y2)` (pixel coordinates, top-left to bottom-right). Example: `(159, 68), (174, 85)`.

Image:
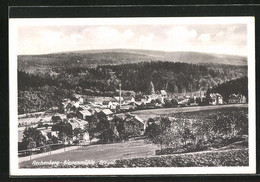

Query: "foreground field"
(19, 139), (159, 168)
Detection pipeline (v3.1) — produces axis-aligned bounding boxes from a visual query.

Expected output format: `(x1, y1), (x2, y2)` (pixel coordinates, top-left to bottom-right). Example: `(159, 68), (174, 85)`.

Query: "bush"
(23, 149), (248, 168)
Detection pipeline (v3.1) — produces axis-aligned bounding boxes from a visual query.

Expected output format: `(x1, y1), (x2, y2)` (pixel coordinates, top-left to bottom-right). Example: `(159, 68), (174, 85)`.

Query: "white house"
(111, 96), (125, 105)
(123, 96), (135, 105)
(210, 93), (223, 105)
(77, 110), (92, 120)
(102, 100), (113, 109)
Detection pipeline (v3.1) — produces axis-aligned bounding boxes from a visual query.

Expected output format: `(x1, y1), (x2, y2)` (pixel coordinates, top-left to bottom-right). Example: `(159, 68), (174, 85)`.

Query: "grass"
(19, 139), (159, 168)
(121, 103), (247, 121)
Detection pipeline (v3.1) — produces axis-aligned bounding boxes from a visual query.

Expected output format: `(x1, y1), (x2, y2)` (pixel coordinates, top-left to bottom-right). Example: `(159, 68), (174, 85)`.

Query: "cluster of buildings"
(228, 94), (247, 104)
(61, 90), (169, 114)
(18, 88), (247, 151)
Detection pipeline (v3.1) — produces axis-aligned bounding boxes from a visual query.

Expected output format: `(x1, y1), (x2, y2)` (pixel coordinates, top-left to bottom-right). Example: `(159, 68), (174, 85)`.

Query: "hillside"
(18, 61), (247, 114)
(18, 49), (247, 73)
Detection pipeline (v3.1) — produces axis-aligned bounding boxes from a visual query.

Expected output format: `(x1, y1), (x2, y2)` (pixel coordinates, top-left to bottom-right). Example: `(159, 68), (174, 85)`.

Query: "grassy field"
(19, 139), (159, 168)
(118, 104), (248, 121)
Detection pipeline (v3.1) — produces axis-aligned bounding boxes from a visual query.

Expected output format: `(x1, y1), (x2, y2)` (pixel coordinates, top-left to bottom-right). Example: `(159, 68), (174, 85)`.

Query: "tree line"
(207, 76), (248, 102)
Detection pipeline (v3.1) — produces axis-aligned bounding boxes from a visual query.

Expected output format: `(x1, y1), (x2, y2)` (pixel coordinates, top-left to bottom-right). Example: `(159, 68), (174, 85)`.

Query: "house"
(209, 93), (223, 105)
(150, 94), (158, 100)
(98, 109), (114, 120)
(89, 102), (102, 108)
(143, 95), (152, 104)
(76, 119), (88, 130)
(102, 100), (113, 109)
(49, 106), (59, 112)
(78, 105), (91, 111)
(133, 116), (147, 135)
(71, 101), (80, 111)
(86, 96), (112, 104)
(77, 97), (84, 105)
(62, 101), (71, 113)
(36, 127), (58, 140)
(77, 110), (92, 120)
(156, 95), (165, 104)
(123, 96), (135, 105)
(68, 118), (88, 130)
(145, 102), (157, 109)
(68, 120), (79, 130)
(40, 130), (49, 140)
(125, 115), (147, 135)
(111, 96), (125, 105)
(78, 132), (90, 143)
(120, 105), (135, 111)
(88, 108), (101, 115)
(110, 103), (118, 110)
(74, 119), (89, 130)
(178, 98), (190, 106)
(93, 108), (101, 114)
(228, 94), (247, 104)
(160, 90), (167, 97)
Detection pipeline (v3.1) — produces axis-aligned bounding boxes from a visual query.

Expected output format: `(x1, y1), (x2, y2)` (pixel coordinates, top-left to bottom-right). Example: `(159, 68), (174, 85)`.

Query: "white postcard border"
(9, 17), (256, 176)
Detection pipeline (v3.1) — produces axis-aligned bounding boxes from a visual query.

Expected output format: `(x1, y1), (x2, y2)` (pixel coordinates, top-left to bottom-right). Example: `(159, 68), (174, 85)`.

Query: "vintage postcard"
(9, 17), (256, 176)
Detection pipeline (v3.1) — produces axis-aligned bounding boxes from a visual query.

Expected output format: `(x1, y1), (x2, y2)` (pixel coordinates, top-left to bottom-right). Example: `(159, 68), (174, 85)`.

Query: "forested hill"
(208, 76), (248, 102)
(18, 49), (247, 73)
(18, 61), (247, 114)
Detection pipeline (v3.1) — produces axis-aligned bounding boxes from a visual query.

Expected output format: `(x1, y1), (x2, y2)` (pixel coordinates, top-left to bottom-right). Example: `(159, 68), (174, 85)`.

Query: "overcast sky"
(17, 24), (247, 56)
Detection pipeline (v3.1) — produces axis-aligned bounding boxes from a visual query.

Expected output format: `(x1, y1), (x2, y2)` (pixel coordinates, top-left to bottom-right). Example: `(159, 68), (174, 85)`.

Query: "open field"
(118, 104), (248, 121)
(19, 139), (159, 168)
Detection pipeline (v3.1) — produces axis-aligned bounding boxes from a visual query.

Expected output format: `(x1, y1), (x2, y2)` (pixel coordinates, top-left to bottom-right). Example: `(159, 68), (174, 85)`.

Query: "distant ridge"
(18, 49), (247, 72)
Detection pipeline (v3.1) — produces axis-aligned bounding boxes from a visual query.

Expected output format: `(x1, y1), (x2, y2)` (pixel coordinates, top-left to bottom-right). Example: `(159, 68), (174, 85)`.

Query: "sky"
(17, 23), (248, 56)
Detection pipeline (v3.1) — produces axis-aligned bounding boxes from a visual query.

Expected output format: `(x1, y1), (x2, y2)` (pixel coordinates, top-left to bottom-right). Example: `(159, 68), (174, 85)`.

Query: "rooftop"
(101, 109), (113, 115)
(79, 110), (92, 116)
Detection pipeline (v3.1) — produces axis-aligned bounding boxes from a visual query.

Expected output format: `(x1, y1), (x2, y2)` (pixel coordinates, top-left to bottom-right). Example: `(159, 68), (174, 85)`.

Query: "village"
(18, 83), (247, 157)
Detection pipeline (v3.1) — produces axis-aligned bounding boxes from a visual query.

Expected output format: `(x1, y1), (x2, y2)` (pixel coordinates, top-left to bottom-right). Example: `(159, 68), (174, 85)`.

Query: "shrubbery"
(23, 149), (248, 168)
(145, 108), (248, 155)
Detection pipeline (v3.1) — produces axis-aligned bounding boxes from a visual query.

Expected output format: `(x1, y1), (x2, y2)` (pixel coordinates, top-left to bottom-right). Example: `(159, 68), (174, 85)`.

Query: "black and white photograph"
(9, 17), (256, 175)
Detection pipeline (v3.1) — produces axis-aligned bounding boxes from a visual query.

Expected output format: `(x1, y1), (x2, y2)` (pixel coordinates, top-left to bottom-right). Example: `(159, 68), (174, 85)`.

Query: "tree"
(163, 98), (173, 108)
(145, 117), (172, 152)
(171, 98), (178, 106)
(73, 128), (83, 141)
(95, 117), (114, 143)
(87, 115), (99, 143)
(22, 127), (46, 149)
(181, 127), (195, 147)
(51, 116), (62, 123)
(148, 81), (155, 95)
(52, 120), (73, 142)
